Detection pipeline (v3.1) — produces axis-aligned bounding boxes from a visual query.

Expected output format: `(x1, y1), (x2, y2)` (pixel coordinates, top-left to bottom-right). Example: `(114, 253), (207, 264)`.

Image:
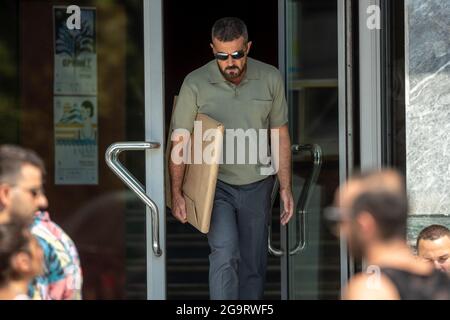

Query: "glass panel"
(285, 0), (341, 299)
(403, 0), (450, 243)
(0, 0), (146, 299)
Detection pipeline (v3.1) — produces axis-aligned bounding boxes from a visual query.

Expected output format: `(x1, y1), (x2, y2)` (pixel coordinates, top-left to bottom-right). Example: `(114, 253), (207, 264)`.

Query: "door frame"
(337, 0), (353, 297)
(277, 0), (289, 300)
(358, 0), (383, 172)
(144, 0), (166, 300)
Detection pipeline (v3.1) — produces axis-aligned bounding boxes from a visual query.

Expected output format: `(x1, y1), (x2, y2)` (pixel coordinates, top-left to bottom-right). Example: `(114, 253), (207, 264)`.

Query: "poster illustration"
(54, 96), (98, 185)
(53, 7), (97, 95)
(53, 6), (98, 185)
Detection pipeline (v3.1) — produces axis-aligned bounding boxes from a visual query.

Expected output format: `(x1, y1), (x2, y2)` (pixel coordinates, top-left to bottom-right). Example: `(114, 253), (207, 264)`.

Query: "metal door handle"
(105, 142), (162, 257)
(289, 144), (322, 255)
(268, 144), (322, 256)
(268, 177), (284, 256)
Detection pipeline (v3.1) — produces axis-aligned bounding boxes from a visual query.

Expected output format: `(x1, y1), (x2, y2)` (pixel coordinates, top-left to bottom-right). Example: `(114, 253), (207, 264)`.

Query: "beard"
(9, 209), (35, 227)
(218, 60), (247, 80)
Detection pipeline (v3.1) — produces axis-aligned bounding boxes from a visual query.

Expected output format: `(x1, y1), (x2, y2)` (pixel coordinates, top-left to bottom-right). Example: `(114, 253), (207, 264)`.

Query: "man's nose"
(36, 193), (48, 210)
(433, 260), (444, 271)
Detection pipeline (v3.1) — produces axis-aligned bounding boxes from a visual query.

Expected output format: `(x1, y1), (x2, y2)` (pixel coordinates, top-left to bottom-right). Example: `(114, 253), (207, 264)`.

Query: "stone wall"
(406, 0), (450, 216)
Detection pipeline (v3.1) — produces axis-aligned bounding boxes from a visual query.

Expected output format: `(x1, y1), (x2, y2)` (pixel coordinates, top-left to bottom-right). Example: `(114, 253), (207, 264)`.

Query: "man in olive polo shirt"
(169, 17), (294, 300)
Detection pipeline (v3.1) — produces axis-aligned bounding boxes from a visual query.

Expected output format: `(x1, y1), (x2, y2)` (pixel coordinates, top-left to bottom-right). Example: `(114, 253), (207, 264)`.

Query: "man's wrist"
(171, 187), (183, 197)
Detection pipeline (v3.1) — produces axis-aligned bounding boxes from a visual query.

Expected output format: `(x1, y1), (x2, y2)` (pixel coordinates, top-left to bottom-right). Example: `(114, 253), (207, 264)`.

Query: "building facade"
(0, 0), (449, 299)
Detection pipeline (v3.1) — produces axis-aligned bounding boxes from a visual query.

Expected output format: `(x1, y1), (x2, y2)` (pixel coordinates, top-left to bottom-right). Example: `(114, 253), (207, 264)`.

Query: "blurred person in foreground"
(417, 224), (450, 273)
(0, 145), (82, 299)
(328, 169), (450, 300)
(0, 223), (44, 300)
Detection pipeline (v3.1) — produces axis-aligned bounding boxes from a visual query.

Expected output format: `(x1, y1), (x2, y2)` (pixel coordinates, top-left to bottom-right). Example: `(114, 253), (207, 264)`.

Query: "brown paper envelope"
(165, 104), (223, 233)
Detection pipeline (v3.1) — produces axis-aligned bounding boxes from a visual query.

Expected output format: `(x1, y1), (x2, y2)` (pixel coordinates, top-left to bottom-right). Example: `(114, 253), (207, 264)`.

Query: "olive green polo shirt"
(171, 57), (288, 185)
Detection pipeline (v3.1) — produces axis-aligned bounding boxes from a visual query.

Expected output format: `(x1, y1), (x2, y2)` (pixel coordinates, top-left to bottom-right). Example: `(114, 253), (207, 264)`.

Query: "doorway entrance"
(162, 0), (347, 300)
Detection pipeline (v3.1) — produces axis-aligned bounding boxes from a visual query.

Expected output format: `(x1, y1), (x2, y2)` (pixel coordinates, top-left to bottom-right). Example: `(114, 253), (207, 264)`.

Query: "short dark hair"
(349, 170), (408, 240)
(0, 222), (30, 286)
(211, 17), (248, 43)
(351, 191), (408, 240)
(417, 224), (450, 248)
(81, 100), (94, 117)
(0, 145), (46, 184)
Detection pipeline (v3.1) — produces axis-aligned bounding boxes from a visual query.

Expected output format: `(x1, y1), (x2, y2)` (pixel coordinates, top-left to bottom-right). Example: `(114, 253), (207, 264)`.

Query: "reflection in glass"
(285, 0), (341, 299)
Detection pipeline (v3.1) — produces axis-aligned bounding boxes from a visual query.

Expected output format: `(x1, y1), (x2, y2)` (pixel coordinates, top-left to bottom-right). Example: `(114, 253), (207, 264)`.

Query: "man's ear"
(246, 41), (252, 53)
(0, 184), (12, 209)
(356, 212), (377, 238)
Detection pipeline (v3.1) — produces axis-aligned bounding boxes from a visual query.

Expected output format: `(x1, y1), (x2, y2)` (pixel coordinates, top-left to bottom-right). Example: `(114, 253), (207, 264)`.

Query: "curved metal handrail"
(268, 144), (322, 256)
(105, 142), (162, 257)
(289, 144), (322, 255)
(268, 177), (283, 256)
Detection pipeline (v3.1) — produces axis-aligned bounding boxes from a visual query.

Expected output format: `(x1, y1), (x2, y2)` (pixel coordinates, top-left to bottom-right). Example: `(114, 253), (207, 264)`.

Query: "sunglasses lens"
(31, 187), (44, 198)
(215, 53), (228, 61)
(215, 50), (245, 61)
(231, 50), (245, 59)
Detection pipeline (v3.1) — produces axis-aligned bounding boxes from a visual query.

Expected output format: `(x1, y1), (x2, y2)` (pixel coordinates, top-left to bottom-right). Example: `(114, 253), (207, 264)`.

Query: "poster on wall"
(53, 7), (97, 95)
(53, 6), (98, 185)
(54, 96), (98, 185)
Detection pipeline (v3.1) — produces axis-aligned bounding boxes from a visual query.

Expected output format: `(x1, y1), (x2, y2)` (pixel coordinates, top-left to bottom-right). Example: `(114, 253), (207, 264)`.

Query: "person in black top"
(330, 169), (450, 300)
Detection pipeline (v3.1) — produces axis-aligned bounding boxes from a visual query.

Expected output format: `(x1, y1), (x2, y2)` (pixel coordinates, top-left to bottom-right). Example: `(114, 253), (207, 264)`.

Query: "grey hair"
(0, 145), (46, 184)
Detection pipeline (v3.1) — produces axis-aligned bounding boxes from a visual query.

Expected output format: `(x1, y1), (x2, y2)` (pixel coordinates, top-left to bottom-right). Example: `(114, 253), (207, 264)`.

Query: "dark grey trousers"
(207, 176), (274, 300)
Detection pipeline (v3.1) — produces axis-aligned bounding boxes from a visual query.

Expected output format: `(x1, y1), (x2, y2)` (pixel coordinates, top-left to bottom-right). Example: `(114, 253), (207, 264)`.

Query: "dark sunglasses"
(27, 186), (45, 198)
(214, 49), (246, 61)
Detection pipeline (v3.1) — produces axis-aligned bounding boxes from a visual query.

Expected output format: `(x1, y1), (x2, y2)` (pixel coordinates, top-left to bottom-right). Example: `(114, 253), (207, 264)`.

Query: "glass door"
(281, 0), (348, 299)
(0, 0), (166, 299)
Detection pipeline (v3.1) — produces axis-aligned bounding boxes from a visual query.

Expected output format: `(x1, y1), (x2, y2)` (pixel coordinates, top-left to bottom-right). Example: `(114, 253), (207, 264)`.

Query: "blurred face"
(334, 181), (375, 260)
(27, 234), (44, 277)
(2, 164), (48, 225)
(418, 236), (450, 273)
(12, 231), (44, 280)
(332, 171), (406, 261)
(210, 36), (252, 81)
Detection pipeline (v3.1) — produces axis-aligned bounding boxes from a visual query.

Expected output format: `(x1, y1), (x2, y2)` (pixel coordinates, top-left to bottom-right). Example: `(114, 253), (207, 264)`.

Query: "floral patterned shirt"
(29, 211), (83, 300)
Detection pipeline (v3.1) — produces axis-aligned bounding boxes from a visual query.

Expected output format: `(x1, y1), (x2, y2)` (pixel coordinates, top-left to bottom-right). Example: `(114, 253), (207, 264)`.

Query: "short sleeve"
(171, 78), (198, 133)
(269, 71), (289, 128)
